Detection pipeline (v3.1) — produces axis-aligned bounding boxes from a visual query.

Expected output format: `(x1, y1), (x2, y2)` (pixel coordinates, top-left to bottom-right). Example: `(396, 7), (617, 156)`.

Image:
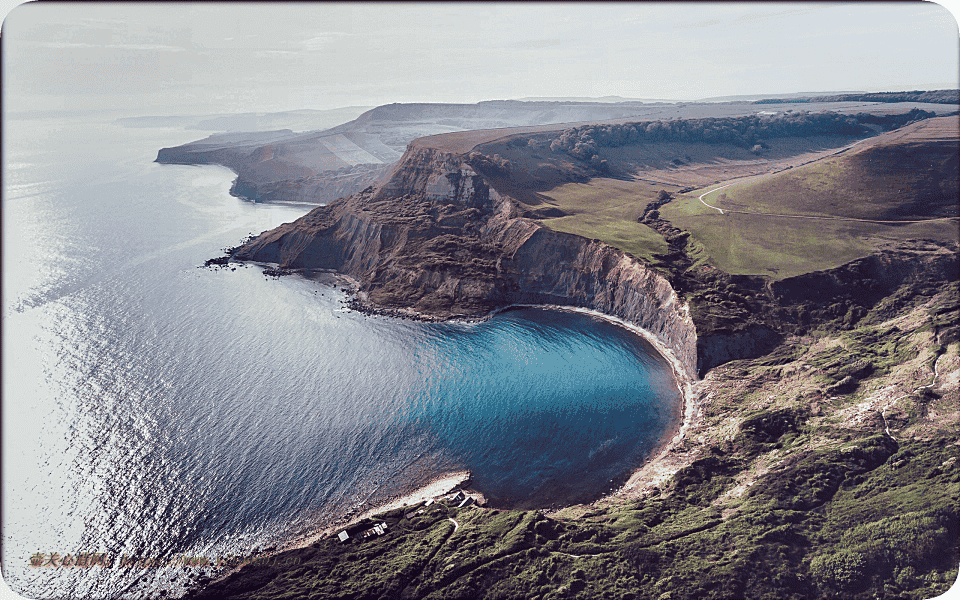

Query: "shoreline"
(499, 304), (699, 505)
(200, 470), (474, 588)
(339, 291), (701, 510)
(270, 267), (702, 501)
(277, 470), (474, 552)
(207, 267), (700, 562)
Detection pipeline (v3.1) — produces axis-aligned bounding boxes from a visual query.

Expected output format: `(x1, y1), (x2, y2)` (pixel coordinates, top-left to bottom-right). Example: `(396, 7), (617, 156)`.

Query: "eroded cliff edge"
(230, 124), (959, 382)
(232, 143), (700, 380)
(182, 107), (960, 600)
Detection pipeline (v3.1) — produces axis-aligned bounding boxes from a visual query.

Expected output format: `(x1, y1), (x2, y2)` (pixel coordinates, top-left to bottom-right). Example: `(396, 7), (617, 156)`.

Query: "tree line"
(548, 109), (937, 168)
(755, 90), (959, 105)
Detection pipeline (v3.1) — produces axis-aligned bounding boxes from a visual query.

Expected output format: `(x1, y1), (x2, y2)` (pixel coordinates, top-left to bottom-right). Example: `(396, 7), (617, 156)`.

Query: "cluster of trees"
(755, 89), (959, 105)
(853, 108), (939, 129)
(467, 150), (511, 174)
(548, 110), (937, 167)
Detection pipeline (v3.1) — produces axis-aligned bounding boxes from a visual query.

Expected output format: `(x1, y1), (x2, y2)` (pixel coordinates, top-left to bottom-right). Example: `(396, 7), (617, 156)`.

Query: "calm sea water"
(2, 117), (681, 599)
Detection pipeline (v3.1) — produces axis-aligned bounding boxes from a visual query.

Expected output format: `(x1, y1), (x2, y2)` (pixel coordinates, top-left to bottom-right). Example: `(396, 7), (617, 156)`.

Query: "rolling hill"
(174, 101), (959, 600)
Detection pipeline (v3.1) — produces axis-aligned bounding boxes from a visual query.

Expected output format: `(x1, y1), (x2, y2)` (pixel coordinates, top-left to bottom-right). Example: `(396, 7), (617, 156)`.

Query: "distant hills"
(120, 90), (960, 138)
(514, 90), (960, 105)
(754, 89), (960, 105)
(513, 95), (679, 104)
(696, 91), (865, 102)
(154, 92), (958, 206)
(116, 106), (374, 133)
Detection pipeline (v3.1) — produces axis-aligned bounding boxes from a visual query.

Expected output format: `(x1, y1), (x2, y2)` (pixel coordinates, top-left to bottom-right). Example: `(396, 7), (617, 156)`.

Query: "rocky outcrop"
(230, 163), (392, 204)
(234, 142), (700, 379)
(230, 130), (959, 381)
(686, 239), (958, 375)
(770, 241), (959, 305)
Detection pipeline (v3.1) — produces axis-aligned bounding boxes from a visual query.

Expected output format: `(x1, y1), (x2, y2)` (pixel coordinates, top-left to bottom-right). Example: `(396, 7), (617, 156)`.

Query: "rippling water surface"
(2, 117), (681, 599)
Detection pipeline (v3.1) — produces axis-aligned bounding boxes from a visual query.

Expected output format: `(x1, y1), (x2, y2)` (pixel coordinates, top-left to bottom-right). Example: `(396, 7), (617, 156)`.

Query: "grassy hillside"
(660, 117), (959, 279)
(689, 118), (958, 222)
(186, 288), (959, 600)
(660, 203), (956, 280)
(537, 178), (671, 263)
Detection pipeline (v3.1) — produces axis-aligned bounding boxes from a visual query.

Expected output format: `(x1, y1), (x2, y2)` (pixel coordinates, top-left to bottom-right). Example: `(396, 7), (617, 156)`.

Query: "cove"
(2, 118), (681, 599)
(402, 305), (683, 509)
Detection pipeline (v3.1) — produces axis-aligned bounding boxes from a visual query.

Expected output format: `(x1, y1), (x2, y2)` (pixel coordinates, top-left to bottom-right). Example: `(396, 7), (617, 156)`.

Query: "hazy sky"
(2, 1), (958, 116)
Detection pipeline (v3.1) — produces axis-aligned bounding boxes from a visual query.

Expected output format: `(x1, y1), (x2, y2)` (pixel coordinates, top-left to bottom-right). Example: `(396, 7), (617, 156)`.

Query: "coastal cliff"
(155, 130), (393, 204)
(230, 122), (959, 380)
(181, 107), (960, 600)
(233, 143), (700, 379)
(231, 122), (960, 380)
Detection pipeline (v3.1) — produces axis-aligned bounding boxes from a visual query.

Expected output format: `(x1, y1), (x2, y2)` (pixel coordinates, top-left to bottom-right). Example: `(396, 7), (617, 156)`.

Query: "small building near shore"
(337, 531), (349, 543)
(360, 523), (389, 539)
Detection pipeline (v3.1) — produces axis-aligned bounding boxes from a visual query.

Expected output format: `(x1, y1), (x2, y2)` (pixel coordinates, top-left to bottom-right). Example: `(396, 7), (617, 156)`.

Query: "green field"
(532, 154), (957, 281)
(663, 195), (957, 279)
(705, 159), (874, 219)
(660, 156), (958, 279)
(702, 150), (957, 221)
(537, 178), (671, 263)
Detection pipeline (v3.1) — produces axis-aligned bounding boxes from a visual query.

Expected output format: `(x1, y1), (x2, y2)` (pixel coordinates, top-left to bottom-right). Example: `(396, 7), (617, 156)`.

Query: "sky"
(1, 2), (959, 116)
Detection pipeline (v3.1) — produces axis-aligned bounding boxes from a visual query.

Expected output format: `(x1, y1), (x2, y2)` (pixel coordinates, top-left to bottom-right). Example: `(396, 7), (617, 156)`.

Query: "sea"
(2, 116), (682, 599)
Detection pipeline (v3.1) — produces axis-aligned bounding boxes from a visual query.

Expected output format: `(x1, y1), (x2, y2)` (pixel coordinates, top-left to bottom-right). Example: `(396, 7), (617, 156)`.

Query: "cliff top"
(414, 123), (588, 153)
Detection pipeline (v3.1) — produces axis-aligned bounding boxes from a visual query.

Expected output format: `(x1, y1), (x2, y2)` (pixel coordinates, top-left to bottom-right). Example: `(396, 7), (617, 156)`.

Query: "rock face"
(234, 142), (700, 379)
(230, 164), (393, 205)
(230, 128), (959, 380)
(689, 239), (958, 375)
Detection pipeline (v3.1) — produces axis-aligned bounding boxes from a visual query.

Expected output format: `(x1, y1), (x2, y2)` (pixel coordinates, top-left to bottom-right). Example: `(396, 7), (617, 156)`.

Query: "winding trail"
(698, 182), (959, 224)
(694, 136), (958, 225)
(447, 517), (459, 534)
(698, 184), (730, 214)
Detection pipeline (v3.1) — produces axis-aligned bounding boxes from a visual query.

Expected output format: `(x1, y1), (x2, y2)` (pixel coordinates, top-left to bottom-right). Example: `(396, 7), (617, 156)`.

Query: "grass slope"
(659, 205), (957, 279)
(537, 178), (671, 263)
(661, 118), (959, 279)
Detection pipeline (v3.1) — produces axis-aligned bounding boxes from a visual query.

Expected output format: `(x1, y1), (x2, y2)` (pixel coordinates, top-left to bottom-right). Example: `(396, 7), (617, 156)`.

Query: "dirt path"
(698, 184), (730, 214)
(700, 188), (959, 224)
(695, 138), (958, 225)
(447, 518), (459, 534)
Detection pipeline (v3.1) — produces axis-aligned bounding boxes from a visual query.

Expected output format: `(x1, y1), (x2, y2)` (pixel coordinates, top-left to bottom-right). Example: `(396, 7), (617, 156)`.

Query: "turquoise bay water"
(2, 118), (680, 599)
